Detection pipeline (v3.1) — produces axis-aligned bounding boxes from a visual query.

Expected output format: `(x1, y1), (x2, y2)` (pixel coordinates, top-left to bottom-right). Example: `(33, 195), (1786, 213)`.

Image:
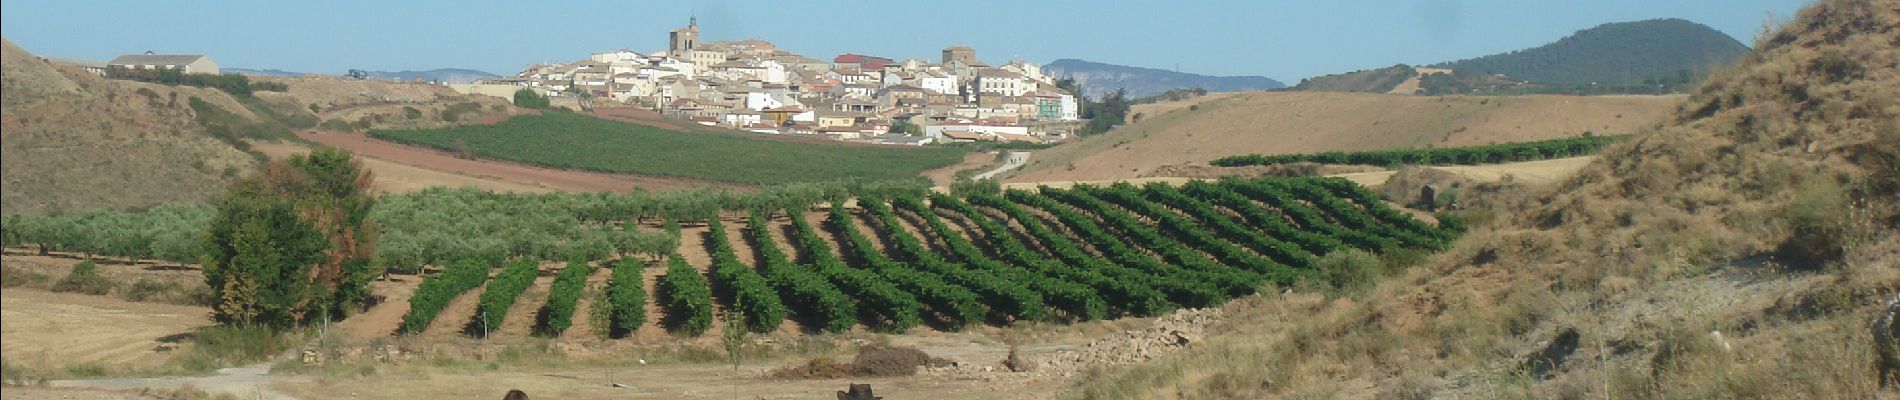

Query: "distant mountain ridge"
(227, 67), (498, 84)
(1043, 59), (1284, 99)
(1433, 18), (1749, 85)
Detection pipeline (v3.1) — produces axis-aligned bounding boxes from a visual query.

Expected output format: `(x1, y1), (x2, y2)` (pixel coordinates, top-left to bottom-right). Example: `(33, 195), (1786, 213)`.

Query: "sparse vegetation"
(51, 261), (113, 295)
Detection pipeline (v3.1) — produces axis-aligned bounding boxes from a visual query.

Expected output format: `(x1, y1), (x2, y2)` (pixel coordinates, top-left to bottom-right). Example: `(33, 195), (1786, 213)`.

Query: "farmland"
(351, 177), (1460, 336)
(1210, 134), (1626, 167)
(368, 111), (969, 185)
(3, 176), (1457, 337)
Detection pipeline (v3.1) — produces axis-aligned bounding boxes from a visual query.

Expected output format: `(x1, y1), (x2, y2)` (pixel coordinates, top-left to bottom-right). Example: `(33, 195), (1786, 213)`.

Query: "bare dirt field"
(288, 132), (751, 193)
(1008, 92), (1678, 183)
(0, 288), (211, 370)
(250, 140), (551, 194)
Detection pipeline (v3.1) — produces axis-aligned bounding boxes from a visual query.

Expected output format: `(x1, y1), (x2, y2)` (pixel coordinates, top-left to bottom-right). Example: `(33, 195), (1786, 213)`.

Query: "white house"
(976, 68), (1035, 97)
(1002, 60), (1052, 84)
(721, 112), (763, 127)
(924, 121), (1030, 140)
(591, 49), (643, 63)
(745, 92), (785, 111)
(757, 60), (787, 84)
(917, 70), (957, 95)
(106, 52), (219, 74)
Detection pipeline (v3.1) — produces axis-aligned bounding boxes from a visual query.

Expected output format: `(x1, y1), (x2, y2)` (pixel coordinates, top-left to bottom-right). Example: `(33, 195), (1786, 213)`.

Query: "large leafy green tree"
(203, 148), (379, 327)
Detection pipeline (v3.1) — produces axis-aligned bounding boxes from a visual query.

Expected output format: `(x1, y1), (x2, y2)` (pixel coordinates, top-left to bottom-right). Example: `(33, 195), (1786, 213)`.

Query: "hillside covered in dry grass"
(1007, 92), (1675, 183)
(1071, 0), (1899, 398)
(0, 38), (522, 215)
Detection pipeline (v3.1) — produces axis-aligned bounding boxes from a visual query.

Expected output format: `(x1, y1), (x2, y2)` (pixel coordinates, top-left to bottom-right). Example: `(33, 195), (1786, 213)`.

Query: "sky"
(1, 0), (1814, 82)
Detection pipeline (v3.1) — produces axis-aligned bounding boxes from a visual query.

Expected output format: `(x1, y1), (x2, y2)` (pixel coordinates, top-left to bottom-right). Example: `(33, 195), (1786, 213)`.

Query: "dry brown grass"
(1067, 1), (1900, 398)
(1009, 91), (1675, 183)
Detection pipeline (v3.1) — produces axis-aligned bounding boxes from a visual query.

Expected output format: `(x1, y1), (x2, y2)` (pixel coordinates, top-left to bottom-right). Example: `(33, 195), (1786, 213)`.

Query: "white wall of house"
(919, 75), (955, 95)
(745, 92), (784, 111)
(758, 60), (787, 84)
(924, 123), (1028, 139)
(722, 113), (763, 126)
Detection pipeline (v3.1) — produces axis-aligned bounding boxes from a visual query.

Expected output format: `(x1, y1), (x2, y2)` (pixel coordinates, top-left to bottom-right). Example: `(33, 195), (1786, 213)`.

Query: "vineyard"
(3, 177), (1463, 337)
(367, 111), (968, 185)
(380, 176), (1460, 337)
(1209, 135), (1626, 167)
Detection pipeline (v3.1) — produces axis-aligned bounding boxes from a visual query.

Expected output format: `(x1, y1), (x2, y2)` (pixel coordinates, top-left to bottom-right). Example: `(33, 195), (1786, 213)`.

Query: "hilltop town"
(457, 17), (1081, 146)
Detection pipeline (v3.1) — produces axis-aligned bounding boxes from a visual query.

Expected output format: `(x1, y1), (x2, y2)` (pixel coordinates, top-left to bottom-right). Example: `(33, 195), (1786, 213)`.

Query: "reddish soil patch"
(296, 131), (751, 193)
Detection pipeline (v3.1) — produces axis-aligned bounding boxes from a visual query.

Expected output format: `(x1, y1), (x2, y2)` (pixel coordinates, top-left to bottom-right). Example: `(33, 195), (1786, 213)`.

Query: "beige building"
(106, 52), (219, 74)
(942, 45), (976, 65)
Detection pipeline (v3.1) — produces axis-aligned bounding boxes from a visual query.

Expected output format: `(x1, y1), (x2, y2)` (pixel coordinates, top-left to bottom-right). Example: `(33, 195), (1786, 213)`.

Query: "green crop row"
(474, 259), (539, 337)
(864, 196), (1046, 322)
(604, 258), (647, 338)
(826, 202), (986, 328)
(705, 218), (786, 333)
(901, 195), (1104, 321)
(399, 258), (491, 334)
(746, 211), (857, 333)
(657, 253), (715, 336)
(536, 260), (593, 336)
(1210, 135), (1626, 167)
(786, 208), (922, 332)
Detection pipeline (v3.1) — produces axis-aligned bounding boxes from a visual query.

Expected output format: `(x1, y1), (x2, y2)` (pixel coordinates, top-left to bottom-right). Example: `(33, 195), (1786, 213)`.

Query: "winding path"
(973, 151), (1032, 181)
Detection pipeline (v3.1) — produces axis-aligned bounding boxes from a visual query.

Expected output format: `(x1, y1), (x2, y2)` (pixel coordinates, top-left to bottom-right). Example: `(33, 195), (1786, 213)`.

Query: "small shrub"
(52, 261), (113, 295)
(62, 363), (108, 378)
(1779, 177), (1854, 267)
(1, 265), (50, 288)
(1316, 250), (1381, 297)
(171, 325), (295, 373)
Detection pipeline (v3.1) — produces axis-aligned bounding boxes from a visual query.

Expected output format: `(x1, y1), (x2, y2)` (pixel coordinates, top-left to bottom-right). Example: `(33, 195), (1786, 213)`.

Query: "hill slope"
(1, 38), (260, 214)
(0, 38), (524, 215)
(1073, 0), (1898, 397)
(1006, 92), (1677, 182)
(1044, 59), (1284, 99)
(1437, 18), (1750, 85)
(228, 68), (499, 84)
(1292, 64), (1417, 93)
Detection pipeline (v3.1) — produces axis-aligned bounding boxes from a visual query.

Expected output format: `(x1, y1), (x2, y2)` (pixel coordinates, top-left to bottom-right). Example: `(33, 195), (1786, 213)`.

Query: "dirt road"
(973, 151), (1031, 181)
(48, 365), (295, 400)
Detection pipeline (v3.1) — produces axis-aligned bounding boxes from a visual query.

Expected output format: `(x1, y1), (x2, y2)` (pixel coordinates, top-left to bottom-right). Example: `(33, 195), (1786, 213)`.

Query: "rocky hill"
(1044, 59), (1284, 99)
(1072, 0), (1899, 397)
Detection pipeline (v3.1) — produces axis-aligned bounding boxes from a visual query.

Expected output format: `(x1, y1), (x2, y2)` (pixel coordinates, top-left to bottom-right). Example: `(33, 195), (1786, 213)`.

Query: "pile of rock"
(1032, 307), (1222, 376)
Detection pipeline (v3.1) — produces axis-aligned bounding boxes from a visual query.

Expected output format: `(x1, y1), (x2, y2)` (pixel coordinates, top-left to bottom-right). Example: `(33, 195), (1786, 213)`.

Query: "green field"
(369, 112), (968, 185)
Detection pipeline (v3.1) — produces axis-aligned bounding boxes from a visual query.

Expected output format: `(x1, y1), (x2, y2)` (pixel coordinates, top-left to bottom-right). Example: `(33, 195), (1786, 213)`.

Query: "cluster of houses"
(465, 18), (1082, 146)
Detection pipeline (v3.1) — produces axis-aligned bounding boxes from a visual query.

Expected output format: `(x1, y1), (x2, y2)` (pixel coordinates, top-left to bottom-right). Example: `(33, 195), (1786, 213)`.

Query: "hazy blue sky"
(1, 0), (1812, 81)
